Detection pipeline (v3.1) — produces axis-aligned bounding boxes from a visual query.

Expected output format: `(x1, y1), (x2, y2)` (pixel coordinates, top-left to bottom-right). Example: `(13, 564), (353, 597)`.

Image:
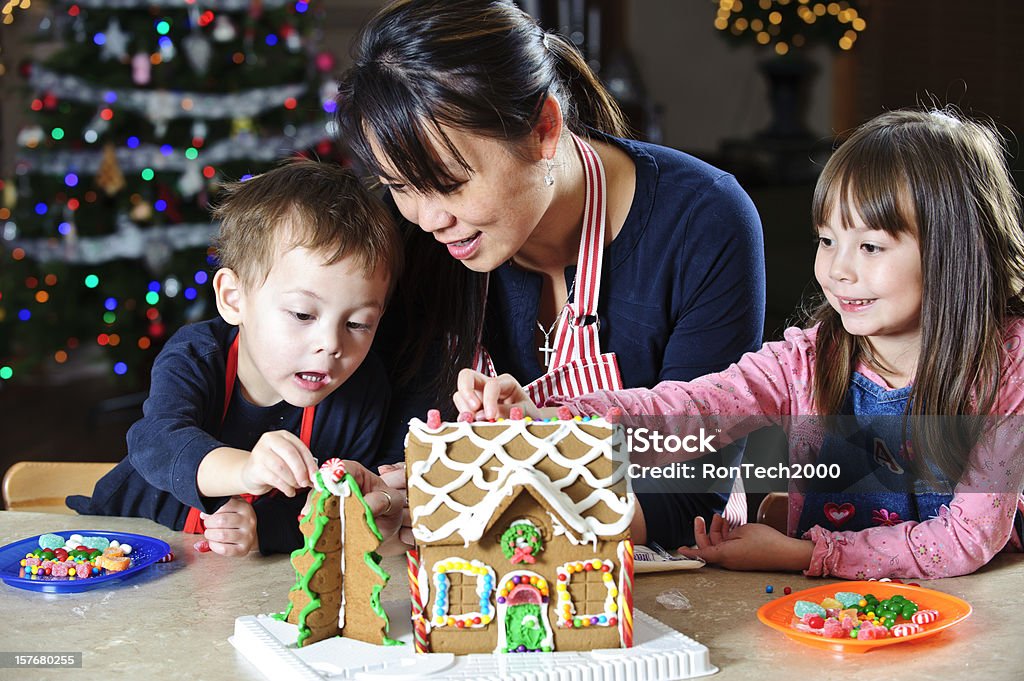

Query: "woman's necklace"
(536, 279), (575, 367)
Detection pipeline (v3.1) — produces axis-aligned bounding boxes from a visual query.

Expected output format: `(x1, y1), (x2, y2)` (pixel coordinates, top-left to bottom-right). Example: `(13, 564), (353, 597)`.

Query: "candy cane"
(407, 550), (430, 653)
(620, 539), (634, 648)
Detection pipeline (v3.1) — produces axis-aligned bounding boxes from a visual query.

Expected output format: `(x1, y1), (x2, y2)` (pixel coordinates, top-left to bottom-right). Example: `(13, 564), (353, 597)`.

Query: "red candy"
(509, 407), (524, 420)
(157, 551), (175, 563)
(912, 609), (939, 625)
(194, 540), (211, 553)
(556, 406), (573, 421)
(457, 411), (474, 423)
(604, 407), (622, 424)
(783, 586), (792, 595)
(807, 615), (824, 629)
(426, 409), (442, 429)
(891, 623), (923, 637)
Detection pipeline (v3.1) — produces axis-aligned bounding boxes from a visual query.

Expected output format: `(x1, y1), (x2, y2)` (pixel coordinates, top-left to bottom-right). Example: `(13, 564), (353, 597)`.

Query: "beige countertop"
(1, 511), (1022, 680)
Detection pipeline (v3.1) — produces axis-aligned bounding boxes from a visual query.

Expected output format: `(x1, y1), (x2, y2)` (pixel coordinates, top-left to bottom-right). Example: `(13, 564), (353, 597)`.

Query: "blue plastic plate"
(0, 530), (171, 593)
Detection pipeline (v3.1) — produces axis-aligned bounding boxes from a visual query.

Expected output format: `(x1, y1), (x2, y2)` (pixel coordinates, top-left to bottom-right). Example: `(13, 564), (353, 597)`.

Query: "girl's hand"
(676, 514), (814, 572)
(454, 368), (539, 420)
(201, 497), (257, 557)
(241, 430), (318, 497)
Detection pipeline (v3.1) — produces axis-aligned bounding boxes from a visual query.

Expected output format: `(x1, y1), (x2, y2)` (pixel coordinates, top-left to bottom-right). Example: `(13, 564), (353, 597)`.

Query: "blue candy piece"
(80, 536), (110, 551)
(793, 600), (827, 618)
(38, 533), (65, 550)
(834, 592), (863, 608)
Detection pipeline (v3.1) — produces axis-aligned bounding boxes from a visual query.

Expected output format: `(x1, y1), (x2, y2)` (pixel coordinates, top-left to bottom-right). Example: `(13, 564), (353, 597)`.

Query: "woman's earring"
(543, 159), (555, 187)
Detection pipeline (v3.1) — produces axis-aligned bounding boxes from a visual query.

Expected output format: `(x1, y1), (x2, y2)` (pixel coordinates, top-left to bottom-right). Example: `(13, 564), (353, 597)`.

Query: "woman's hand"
(201, 497), (257, 557)
(454, 368), (540, 420)
(341, 461), (407, 553)
(378, 462), (414, 549)
(676, 514), (813, 572)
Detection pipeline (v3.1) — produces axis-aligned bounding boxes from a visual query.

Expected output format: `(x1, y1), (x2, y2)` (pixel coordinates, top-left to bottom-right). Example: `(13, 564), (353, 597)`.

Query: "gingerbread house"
(404, 411), (635, 655)
(278, 458), (398, 648)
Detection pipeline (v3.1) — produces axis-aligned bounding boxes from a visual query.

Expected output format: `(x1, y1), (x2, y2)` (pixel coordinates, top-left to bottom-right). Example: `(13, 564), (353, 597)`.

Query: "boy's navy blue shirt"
(67, 317), (390, 554)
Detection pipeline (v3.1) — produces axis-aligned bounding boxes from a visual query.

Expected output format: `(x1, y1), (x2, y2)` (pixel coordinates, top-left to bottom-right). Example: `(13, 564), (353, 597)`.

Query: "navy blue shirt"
(67, 317), (390, 554)
(378, 134), (765, 548)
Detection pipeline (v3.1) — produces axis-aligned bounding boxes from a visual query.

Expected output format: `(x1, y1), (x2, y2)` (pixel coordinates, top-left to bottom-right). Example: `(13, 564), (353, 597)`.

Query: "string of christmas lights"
(715, 0), (866, 56)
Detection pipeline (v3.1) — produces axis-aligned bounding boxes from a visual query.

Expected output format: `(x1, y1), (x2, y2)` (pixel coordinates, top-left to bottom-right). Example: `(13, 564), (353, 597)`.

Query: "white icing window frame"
(430, 558), (496, 629)
(554, 559), (618, 628)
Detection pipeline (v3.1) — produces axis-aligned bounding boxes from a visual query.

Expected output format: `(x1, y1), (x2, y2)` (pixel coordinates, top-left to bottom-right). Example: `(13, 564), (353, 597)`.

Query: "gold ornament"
(130, 199), (153, 222)
(96, 143), (126, 196)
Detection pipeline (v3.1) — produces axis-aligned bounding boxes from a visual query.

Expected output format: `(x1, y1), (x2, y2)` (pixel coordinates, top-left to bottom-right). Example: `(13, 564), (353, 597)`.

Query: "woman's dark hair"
(335, 0), (629, 411)
(808, 108), (1024, 484)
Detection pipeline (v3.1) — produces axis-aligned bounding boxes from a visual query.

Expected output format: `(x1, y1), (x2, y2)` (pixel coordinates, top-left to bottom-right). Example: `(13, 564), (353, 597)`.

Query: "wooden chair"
(756, 492), (789, 533)
(2, 461), (115, 514)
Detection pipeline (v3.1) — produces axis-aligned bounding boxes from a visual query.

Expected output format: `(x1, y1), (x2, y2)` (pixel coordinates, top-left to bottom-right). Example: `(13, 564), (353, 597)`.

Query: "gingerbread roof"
(405, 417), (634, 547)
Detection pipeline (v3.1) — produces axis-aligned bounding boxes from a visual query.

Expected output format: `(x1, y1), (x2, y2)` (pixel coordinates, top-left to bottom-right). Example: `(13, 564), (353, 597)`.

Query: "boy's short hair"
(212, 160), (401, 291)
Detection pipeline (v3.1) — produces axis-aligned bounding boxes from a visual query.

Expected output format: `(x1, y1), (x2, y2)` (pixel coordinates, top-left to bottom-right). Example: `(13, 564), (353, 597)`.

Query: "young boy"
(67, 161), (403, 556)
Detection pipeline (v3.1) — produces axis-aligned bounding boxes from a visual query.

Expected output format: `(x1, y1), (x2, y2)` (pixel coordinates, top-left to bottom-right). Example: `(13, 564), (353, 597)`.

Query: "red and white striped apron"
(182, 334), (316, 534)
(474, 134), (747, 529)
(474, 133), (623, 405)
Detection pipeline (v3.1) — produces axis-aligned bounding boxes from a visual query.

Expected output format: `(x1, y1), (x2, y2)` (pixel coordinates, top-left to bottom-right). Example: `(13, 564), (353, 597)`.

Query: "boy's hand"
(454, 369), (539, 420)
(378, 463), (414, 549)
(676, 515), (814, 572)
(200, 497), (257, 557)
(241, 430), (318, 497)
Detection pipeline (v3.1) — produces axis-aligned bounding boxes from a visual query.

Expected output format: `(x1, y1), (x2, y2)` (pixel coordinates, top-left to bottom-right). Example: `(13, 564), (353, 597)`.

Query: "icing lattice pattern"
(407, 418), (634, 545)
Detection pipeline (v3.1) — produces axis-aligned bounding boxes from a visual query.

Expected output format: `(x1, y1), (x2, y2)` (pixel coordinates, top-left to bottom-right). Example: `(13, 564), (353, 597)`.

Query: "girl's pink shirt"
(550, 320), (1024, 579)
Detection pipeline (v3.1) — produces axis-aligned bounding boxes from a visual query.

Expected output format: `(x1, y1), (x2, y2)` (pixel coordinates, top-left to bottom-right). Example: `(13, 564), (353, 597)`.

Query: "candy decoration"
(604, 406), (622, 424)
(783, 586), (792, 595)
(157, 552), (175, 563)
(427, 409), (442, 429)
(834, 591), (863, 608)
(556, 406), (573, 421)
(912, 609), (939, 625)
(194, 539), (211, 553)
(320, 458), (346, 484)
(457, 411), (474, 423)
(38, 534), (65, 550)
(794, 600), (827, 618)
(620, 539), (634, 648)
(765, 585), (773, 594)
(509, 407), (524, 420)
(407, 550), (430, 653)
(891, 623), (924, 637)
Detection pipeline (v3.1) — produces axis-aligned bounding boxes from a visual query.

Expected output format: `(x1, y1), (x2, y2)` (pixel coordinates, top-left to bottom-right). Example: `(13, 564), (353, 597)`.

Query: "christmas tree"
(0, 0), (343, 387)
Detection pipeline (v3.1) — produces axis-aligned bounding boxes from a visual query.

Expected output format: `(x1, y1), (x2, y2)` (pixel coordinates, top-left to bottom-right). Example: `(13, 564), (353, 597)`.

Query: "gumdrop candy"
(80, 536), (110, 551)
(834, 591), (863, 608)
(793, 600), (827, 618)
(38, 533), (65, 550)
(838, 609), (860, 624)
(857, 622), (888, 640)
(821, 618), (847, 638)
(820, 597), (843, 610)
(50, 562), (69, 577)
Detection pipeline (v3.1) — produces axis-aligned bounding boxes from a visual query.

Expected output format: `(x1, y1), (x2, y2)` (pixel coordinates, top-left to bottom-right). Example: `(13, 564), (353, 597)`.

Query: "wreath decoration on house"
(500, 521), (544, 564)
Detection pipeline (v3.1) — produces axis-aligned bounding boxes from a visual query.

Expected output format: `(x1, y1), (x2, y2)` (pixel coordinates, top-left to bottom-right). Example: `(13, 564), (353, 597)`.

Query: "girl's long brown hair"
(809, 109), (1024, 484)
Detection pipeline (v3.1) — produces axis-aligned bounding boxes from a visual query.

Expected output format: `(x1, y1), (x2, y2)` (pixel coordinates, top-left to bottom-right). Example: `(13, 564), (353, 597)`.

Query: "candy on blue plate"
(80, 536), (110, 551)
(38, 534), (65, 550)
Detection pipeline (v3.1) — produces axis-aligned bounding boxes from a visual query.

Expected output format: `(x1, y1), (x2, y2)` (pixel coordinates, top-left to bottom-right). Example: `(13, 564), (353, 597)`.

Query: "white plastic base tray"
(230, 601), (717, 681)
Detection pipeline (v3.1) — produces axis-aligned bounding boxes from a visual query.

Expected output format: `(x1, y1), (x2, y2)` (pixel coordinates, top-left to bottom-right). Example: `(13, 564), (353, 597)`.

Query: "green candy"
(38, 533), (65, 550)
(794, 600), (827, 618)
(80, 536), (110, 551)
(834, 592), (863, 608)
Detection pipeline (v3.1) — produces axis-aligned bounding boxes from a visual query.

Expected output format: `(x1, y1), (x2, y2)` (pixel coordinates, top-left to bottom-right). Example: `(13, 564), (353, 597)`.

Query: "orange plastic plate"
(757, 581), (971, 653)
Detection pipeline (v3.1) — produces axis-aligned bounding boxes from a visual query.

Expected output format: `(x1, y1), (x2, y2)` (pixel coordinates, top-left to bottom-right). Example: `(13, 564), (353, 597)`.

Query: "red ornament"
(315, 51), (335, 73)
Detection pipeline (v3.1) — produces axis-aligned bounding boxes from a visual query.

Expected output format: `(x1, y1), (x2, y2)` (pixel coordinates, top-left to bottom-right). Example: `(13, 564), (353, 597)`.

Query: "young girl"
(455, 109), (1024, 579)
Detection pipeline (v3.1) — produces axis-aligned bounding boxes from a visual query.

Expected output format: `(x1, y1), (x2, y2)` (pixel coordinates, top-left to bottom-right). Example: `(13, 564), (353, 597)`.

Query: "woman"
(335, 0), (765, 548)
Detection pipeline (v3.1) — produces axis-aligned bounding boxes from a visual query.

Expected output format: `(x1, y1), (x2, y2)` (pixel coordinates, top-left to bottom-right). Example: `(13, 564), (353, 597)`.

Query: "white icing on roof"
(406, 418), (634, 546)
